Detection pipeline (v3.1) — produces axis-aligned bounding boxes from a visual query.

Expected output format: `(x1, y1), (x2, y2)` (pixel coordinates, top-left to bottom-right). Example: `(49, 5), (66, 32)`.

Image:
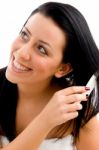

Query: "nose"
(15, 45), (30, 61)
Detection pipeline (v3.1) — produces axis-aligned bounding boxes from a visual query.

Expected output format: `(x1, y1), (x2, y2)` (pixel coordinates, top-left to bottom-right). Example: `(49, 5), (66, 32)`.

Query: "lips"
(11, 56), (32, 72)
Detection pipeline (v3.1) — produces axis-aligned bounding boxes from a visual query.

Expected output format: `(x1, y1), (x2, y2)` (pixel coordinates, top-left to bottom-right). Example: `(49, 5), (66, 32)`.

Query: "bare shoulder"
(76, 113), (99, 150)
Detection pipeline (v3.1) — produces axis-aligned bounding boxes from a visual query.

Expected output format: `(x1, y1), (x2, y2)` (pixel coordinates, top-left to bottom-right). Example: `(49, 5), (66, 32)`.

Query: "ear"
(55, 63), (73, 78)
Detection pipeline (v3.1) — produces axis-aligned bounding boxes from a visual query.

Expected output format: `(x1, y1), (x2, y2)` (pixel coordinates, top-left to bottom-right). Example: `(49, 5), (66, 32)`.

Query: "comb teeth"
(96, 113), (99, 121)
(85, 70), (99, 96)
(86, 74), (96, 96)
(94, 70), (99, 77)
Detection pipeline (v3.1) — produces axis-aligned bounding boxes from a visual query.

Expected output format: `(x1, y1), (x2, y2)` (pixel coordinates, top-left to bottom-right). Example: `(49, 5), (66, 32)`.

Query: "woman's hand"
(40, 86), (88, 129)
(0, 87), (89, 150)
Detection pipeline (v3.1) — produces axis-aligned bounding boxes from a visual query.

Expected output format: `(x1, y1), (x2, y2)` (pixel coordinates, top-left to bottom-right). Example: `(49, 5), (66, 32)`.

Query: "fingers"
(44, 86), (90, 127)
(60, 110), (79, 124)
(64, 93), (88, 104)
(63, 112), (79, 122)
(65, 102), (82, 112)
(59, 86), (88, 96)
(56, 86), (90, 104)
(59, 102), (82, 123)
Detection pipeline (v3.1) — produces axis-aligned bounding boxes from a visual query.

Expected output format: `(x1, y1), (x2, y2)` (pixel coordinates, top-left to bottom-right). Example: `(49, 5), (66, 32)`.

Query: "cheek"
(34, 57), (60, 74)
(10, 38), (20, 53)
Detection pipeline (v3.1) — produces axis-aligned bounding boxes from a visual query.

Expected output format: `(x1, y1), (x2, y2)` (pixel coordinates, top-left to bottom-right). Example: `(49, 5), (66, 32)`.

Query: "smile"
(11, 57), (32, 73)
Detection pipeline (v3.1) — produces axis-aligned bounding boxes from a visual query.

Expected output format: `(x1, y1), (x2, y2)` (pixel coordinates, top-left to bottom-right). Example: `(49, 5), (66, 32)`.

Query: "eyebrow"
(38, 40), (53, 50)
(24, 26), (32, 36)
(24, 26), (53, 50)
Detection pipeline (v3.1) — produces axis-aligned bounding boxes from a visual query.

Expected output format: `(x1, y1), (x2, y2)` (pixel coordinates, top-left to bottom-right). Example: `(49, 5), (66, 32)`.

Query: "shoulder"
(76, 113), (99, 150)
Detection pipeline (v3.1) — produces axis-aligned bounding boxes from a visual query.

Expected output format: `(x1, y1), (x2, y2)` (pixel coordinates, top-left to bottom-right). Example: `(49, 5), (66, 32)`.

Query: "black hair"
(24, 2), (99, 140)
(0, 67), (18, 141)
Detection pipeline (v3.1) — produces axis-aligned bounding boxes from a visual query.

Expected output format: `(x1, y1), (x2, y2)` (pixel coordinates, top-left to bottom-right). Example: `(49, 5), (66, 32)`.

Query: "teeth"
(13, 60), (30, 71)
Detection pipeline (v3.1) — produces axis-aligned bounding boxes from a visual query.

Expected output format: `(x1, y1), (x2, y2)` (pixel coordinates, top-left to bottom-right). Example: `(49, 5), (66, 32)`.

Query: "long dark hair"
(23, 2), (99, 140)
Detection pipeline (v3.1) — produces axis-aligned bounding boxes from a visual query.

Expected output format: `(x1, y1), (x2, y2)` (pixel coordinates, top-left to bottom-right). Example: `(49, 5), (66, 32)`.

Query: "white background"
(0, 0), (99, 68)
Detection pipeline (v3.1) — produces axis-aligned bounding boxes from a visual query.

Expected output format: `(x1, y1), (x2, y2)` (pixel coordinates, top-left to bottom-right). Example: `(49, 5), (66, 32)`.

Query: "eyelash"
(20, 31), (28, 41)
(20, 30), (48, 55)
(37, 45), (48, 55)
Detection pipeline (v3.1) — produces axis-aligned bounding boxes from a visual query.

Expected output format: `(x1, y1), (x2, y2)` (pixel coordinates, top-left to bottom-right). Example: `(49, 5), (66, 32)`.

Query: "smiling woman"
(0, 2), (99, 150)
(6, 13), (66, 85)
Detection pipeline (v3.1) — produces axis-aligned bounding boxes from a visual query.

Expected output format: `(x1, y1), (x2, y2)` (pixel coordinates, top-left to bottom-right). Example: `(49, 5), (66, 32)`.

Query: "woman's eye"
(38, 45), (47, 55)
(20, 31), (28, 41)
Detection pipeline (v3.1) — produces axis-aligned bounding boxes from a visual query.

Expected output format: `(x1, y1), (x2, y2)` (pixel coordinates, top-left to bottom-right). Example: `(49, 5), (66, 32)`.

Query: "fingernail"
(85, 87), (90, 90)
(78, 103), (82, 109)
(86, 94), (89, 99)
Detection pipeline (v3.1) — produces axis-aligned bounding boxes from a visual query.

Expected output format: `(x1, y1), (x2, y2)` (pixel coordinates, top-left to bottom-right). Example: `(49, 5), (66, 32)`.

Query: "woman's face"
(6, 13), (68, 86)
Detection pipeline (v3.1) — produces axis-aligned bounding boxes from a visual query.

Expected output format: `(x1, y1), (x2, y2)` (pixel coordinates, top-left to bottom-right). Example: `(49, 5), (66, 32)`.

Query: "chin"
(5, 67), (21, 84)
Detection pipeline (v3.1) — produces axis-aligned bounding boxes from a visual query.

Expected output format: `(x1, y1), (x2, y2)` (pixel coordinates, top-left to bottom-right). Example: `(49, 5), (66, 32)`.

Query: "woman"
(0, 2), (99, 150)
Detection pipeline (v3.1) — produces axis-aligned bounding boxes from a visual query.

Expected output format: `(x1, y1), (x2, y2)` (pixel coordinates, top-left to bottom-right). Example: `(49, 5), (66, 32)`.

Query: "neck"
(17, 81), (59, 102)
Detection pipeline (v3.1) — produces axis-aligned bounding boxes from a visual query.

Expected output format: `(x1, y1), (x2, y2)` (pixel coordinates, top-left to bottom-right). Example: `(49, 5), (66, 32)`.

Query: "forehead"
(25, 13), (67, 52)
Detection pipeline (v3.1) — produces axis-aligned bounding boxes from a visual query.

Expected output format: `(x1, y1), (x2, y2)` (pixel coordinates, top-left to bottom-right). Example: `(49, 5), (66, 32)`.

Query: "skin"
(76, 114), (99, 150)
(6, 13), (73, 136)
(6, 13), (68, 86)
(0, 13), (98, 150)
